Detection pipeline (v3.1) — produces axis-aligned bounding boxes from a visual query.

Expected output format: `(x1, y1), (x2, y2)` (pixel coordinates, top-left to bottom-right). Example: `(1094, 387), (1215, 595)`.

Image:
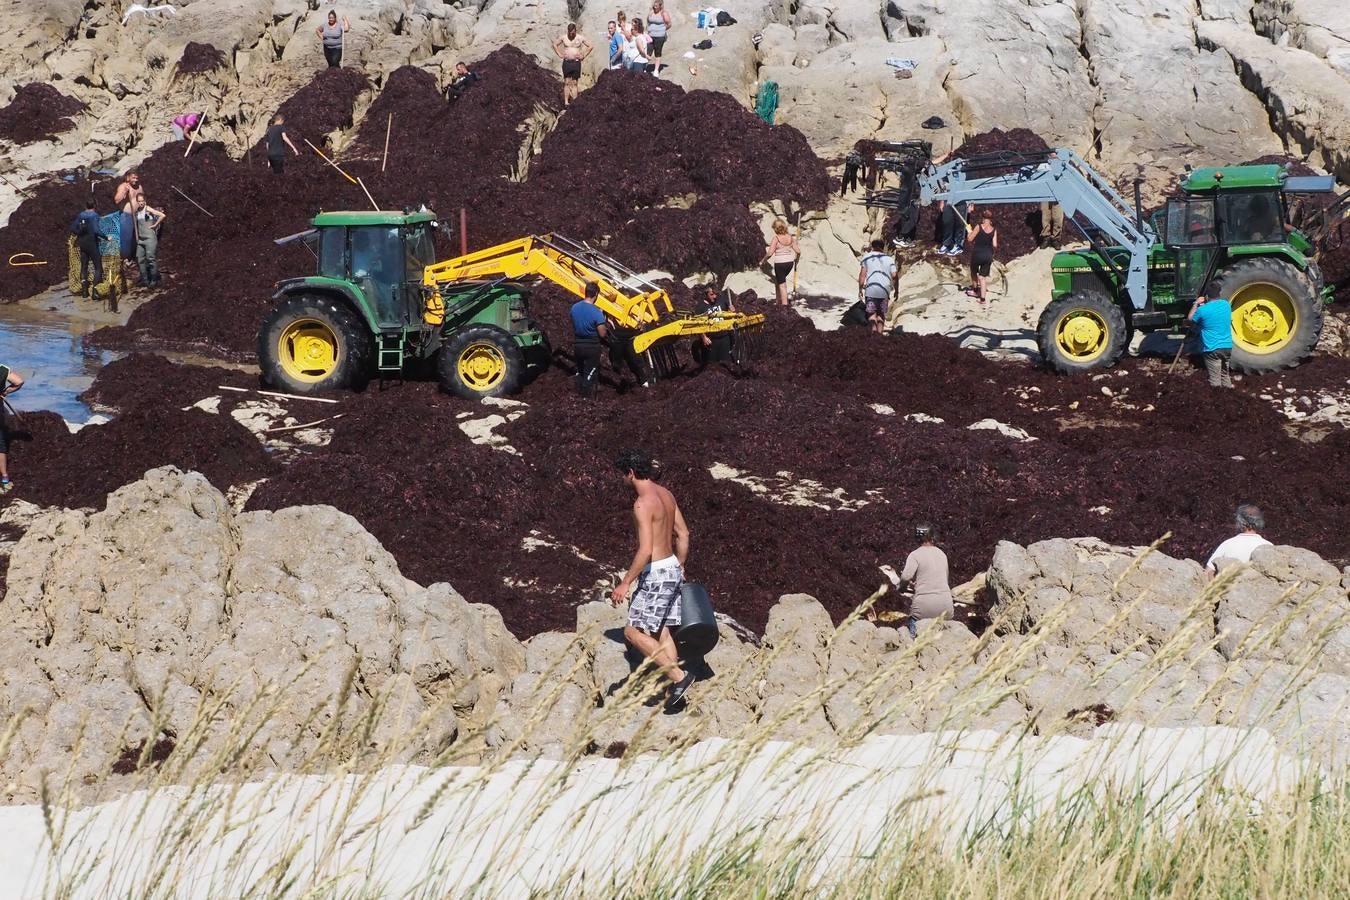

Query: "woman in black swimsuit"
(966, 208), (998, 305)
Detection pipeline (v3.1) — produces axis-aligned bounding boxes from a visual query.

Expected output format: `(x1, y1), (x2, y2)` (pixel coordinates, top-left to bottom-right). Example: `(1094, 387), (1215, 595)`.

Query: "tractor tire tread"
(258, 293), (373, 394)
(1217, 258), (1322, 375)
(438, 324), (525, 399)
(1036, 290), (1129, 375)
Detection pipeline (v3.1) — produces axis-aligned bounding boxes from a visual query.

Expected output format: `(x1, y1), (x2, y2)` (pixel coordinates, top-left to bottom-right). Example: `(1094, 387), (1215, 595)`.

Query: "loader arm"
(874, 148), (1159, 310)
(423, 233), (766, 354)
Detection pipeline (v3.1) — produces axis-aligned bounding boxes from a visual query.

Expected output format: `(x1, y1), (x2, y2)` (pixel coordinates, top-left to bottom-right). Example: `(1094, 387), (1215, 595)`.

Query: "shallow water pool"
(0, 304), (113, 423)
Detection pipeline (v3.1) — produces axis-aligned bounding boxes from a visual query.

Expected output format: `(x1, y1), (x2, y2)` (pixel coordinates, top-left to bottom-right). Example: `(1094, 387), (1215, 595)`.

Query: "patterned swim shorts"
(628, 556), (684, 634)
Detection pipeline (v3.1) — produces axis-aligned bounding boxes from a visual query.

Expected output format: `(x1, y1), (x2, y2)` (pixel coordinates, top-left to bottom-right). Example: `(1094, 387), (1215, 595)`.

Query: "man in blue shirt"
(606, 21), (623, 69)
(1188, 283), (1233, 388)
(571, 281), (609, 396)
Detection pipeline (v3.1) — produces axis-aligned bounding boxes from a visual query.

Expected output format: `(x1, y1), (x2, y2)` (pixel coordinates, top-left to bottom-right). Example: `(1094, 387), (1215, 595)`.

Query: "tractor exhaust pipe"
(1133, 176), (1144, 230)
(460, 208), (468, 256)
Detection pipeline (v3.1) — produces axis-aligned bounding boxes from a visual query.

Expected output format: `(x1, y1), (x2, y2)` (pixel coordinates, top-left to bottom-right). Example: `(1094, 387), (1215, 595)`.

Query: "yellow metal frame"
(422, 234), (765, 351)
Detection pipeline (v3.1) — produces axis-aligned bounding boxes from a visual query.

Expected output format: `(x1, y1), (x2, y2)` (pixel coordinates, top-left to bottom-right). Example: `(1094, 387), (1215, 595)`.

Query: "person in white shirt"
(858, 238), (899, 334)
(1205, 503), (1272, 578)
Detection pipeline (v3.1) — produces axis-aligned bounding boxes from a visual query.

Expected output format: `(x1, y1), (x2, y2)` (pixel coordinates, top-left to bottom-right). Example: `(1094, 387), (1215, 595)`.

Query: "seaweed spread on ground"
(0, 83), (86, 144)
(6, 405), (274, 511)
(76, 51), (826, 357)
(225, 306), (1350, 639)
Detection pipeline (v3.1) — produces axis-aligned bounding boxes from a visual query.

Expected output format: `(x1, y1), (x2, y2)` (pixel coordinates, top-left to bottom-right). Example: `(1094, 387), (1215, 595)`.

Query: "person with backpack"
(70, 200), (103, 298)
(858, 239), (899, 334)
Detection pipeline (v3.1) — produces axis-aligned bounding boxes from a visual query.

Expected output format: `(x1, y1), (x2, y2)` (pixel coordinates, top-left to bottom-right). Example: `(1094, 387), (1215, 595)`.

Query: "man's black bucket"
(676, 582), (719, 656)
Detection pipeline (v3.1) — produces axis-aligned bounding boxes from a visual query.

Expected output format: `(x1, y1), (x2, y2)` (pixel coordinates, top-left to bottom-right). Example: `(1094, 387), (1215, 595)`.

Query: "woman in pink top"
(171, 112), (201, 141)
(760, 218), (800, 306)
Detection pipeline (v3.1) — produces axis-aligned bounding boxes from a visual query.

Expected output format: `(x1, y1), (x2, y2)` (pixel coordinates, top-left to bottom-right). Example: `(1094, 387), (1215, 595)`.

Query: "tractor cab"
(1162, 166), (1295, 302)
(309, 210), (440, 328)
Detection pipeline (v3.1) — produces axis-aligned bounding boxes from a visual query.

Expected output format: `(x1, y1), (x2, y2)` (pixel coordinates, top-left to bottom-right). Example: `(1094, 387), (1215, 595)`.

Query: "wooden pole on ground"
(171, 185), (215, 218)
(183, 111), (207, 158)
(459, 208), (468, 256)
(304, 138), (358, 185)
(381, 114), (392, 173)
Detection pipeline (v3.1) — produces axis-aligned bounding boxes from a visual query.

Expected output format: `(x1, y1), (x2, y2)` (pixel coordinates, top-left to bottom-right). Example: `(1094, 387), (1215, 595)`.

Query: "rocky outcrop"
(3, 469), (1350, 798)
(5, 0), (1347, 222)
(988, 536), (1350, 757)
(0, 467), (524, 800)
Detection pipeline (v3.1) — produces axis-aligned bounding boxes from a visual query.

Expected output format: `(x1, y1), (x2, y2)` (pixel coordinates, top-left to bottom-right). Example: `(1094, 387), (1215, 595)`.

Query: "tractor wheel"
(438, 325), (524, 399)
(1214, 258), (1322, 374)
(1036, 291), (1129, 374)
(259, 294), (372, 394)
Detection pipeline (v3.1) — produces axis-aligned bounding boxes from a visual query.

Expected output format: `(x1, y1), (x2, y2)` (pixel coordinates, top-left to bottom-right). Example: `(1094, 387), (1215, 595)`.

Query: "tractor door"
(349, 226), (405, 326)
(402, 223), (437, 324)
(1164, 197), (1220, 302)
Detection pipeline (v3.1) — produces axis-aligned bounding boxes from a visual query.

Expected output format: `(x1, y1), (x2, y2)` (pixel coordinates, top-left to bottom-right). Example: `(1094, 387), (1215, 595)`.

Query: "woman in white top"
(625, 18), (652, 73)
(647, 0), (672, 74)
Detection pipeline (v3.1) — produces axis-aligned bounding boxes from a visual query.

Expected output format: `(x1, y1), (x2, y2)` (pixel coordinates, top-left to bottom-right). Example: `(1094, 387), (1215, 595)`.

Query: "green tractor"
(1045, 164), (1332, 373)
(260, 211), (762, 398)
(261, 210), (547, 398)
(905, 149), (1337, 374)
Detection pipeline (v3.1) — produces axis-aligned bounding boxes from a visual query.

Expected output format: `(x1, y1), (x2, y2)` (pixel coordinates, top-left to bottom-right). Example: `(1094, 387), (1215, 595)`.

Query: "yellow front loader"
(423, 234), (765, 363)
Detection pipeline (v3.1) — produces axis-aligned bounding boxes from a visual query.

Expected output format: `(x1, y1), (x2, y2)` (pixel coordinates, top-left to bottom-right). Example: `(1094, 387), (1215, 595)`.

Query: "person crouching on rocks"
(610, 449), (696, 712)
(896, 523), (953, 637)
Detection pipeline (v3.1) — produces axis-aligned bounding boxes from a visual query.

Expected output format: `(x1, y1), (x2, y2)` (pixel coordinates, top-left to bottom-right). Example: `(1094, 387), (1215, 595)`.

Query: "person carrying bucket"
(609, 449), (696, 712)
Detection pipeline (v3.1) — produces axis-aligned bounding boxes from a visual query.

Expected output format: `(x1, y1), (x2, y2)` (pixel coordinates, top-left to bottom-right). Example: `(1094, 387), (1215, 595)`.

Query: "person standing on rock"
(647, 0), (672, 74)
(624, 19), (652, 73)
(1039, 201), (1064, 247)
(966, 208), (997, 305)
(1188, 284), (1233, 388)
(0, 364), (24, 495)
(859, 239), (899, 335)
(133, 195), (166, 287)
(610, 449), (696, 711)
(552, 23), (594, 106)
(317, 11), (350, 69)
(571, 281), (609, 397)
(113, 172), (143, 263)
(265, 114), (301, 175)
(606, 20), (625, 70)
(761, 218), (800, 306)
(70, 199), (103, 298)
(1205, 504), (1272, 578)
(896, 523), (953, 637)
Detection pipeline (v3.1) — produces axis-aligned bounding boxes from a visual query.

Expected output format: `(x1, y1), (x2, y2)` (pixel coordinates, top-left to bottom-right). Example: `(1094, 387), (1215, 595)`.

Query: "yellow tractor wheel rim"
(458, 341), (506, 391)
(1054, 308), (1109, 363)
(278, 318), (339, 382)
(1230, 282), (1295, 354)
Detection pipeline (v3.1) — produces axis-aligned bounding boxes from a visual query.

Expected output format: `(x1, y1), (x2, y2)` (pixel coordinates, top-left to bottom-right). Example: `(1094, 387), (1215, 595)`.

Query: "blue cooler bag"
(676, 582), (719, 656)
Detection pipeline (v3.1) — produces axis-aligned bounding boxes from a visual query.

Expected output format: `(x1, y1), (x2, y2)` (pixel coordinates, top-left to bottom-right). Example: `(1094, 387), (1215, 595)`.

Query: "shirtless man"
(551, 23), (593, 106)
(609, 449), (696, 710)
(112, 172), (144, 262)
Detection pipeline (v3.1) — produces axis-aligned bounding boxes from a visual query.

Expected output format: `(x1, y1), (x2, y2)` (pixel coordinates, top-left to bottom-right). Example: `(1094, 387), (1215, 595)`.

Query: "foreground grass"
(12, 540), (1350, 897)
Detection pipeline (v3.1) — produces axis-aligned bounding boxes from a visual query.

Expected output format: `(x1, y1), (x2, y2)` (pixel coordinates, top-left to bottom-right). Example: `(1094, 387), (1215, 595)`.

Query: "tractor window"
(1220, 191), (1285, 244)
(1165, 198), (1218, 247)
(405, 225), (436, 275)
(318, 226), (346, 278)
(349, 226), (404, 323)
